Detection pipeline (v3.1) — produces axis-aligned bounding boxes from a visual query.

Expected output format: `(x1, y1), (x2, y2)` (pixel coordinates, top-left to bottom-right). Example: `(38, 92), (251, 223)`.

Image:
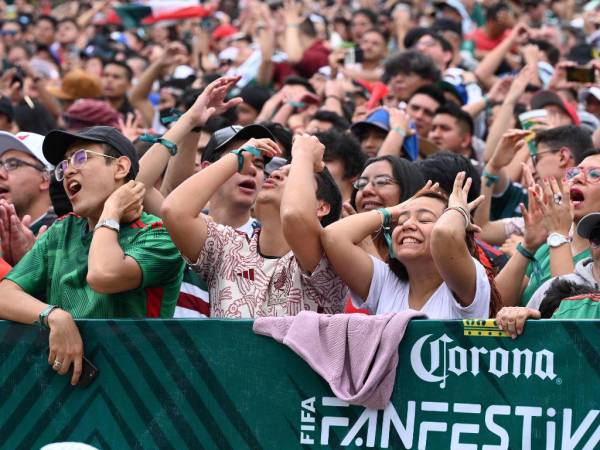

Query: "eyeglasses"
(565, 166), (600, 184)
(55, 149), (118, 181)
(0, 157), (45, 173)
(0, 30), (18, 37)
(353, 175), (398, 191)
(531, 149), (559, 166)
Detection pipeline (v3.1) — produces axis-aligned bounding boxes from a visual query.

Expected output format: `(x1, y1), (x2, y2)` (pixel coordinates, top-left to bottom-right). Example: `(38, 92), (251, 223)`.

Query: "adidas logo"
(237, 269), (255, 281)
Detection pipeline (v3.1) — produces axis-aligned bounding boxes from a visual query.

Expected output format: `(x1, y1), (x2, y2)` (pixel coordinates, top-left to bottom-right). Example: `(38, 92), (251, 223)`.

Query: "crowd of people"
(0, 0), (597, 385)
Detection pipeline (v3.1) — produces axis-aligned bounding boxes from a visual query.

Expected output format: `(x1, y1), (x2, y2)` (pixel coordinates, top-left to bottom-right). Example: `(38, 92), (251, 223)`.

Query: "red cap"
(212, 24), (238, 41)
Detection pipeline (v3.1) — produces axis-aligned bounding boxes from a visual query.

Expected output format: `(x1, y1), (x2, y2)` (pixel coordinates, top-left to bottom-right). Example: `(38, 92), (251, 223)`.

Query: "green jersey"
(490, 181), (527, 221)
(6, 212), (184, 318)
(521, 244), (591, 306)
(553, 294), (600, 319)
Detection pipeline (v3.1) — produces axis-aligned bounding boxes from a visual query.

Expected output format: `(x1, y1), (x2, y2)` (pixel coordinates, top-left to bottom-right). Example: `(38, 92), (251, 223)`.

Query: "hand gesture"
(505, 64), (535, 104)
(237, 138), (281, 175)
(47, 309), (85, 385)
(283, 0), (303, 25)
(519, 187), (547, 253)
(0, 200), (46, 266)
(388, 180), (441, 222)
(341, 201), (357, 218)
(488, 129), (531, 170)
(118, 111), (145, 142)
(102, 180), (145, 222)
(291, 134), (325, 172)
(385, 107), (411, 134)
(508, 22), (530, 45)
(487, 76), (513, 103)
(186, 76), (243, 128)
(533, 177), (573, 235)
(495, 306), (540, 339)
(448, 172), (484, 232)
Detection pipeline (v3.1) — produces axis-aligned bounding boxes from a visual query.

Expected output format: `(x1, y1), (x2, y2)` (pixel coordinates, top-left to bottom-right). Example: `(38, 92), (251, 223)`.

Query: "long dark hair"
(350, 155), (425, 211)
(387, 190), (502, 318)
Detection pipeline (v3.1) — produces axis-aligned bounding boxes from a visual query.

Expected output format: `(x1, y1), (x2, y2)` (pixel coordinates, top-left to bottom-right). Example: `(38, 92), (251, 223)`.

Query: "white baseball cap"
(0, 131), (53, 170)
(580, 87), (600, 103)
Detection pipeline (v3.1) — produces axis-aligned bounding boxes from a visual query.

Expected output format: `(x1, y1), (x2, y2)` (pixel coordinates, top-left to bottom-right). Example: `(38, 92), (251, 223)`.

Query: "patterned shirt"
(6, 212), (184, 318)
(186, 216), (348, 318)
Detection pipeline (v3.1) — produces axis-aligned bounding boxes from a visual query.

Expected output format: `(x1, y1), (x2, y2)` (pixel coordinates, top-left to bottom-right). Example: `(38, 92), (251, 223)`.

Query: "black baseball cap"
(201, 124), (275, 163)
(577, 212), (600, 240)
(43, 126), (139, 177)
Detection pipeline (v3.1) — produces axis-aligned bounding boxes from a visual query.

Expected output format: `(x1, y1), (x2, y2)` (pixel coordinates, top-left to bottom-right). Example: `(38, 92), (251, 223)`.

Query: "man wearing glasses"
(0, 126), (184, 385)
(0, 131), (56, 237)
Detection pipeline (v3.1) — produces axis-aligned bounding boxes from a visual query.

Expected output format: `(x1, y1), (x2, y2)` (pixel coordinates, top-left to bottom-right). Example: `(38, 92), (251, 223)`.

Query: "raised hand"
(291, 134), (325, 172)
(186, 76), (243, 127)
(102, 180), (146, 223)
(534, 177), (573, 236)
(237, 138), (281, 175)
(519, 186), (548, 253)
(488, 129), (532, 170)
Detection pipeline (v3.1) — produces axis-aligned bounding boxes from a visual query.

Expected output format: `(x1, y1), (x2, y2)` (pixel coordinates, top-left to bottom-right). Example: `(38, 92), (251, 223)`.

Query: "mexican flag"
(107, 1), (214, 28)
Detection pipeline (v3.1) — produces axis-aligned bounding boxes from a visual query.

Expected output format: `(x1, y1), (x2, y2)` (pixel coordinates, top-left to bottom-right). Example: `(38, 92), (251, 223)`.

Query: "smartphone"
(354, 47), (364, 64)
(566, 66), (596, 83)
(77, 356), (99, 388)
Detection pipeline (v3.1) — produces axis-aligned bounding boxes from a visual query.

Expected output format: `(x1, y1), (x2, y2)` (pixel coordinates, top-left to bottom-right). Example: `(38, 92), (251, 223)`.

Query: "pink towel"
(253, 310), (425, 410)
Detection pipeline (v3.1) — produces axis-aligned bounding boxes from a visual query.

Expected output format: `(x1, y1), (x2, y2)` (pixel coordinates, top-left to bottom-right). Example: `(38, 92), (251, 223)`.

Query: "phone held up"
(566, 66), (596, 84)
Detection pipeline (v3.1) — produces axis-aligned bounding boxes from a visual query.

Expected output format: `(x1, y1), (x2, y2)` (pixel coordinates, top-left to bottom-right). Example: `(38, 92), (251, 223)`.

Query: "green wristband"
(230, 145), (261, 173)
(377, 208), (396, 259)
(482, 170), (500, 187)
(139, 133), (178, 156)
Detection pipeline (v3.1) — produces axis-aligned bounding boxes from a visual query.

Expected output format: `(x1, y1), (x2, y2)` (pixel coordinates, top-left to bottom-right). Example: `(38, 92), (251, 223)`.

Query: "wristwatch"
(547, 232), (571, 248)
(94, 219), (120, 233)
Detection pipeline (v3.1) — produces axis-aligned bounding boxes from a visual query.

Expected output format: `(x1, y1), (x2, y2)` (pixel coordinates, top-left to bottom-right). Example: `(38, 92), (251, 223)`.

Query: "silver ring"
(53, 360), (62, 369)
(553, 193), (562, 205)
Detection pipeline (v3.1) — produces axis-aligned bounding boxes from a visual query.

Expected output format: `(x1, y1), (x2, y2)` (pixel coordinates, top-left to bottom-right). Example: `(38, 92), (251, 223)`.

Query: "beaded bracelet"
(230, 145), (261, 172)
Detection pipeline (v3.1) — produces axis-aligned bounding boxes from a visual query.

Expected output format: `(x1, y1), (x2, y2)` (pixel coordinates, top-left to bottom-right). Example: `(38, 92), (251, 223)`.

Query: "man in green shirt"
(0, 126), (184, 385)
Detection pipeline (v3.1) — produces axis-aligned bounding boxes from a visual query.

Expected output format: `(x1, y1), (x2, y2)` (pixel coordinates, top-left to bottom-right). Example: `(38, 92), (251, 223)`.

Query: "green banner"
(1, 319), (599, 449)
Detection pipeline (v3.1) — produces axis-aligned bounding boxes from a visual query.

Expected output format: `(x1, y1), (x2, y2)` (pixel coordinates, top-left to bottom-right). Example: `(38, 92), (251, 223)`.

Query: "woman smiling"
(322, 172), (494, 319)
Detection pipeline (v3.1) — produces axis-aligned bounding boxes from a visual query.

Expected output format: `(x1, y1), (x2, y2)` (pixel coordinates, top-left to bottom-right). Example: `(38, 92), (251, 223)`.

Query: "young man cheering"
(161, 90), (347, 317)
(0, 126), (184, 385)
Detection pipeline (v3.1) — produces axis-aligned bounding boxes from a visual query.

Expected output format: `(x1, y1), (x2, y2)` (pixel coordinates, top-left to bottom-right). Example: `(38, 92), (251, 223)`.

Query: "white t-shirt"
(352, 255), (491, 319)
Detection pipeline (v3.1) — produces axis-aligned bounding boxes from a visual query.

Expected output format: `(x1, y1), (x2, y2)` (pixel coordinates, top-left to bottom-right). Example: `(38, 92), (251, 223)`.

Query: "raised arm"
(321, 209), (382, 300)
(430, 172), (484, 306)
(281, 135), (327, 272)
(281, 0), (305, 65)
(162, 126), (280, 261)
(483, 65), (535, 163)
(136, 76), (242, 214)
(495, 188), (547, 306)
(475, 24), (527, 89)
(129, 46), (178, 127)
(377, 108), (410, 158)
(87, 181), (146, 294)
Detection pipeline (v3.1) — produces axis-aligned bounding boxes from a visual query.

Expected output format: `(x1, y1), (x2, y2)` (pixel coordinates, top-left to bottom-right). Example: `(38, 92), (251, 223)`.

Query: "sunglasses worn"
(353, 175), (398, 191)
(565, 166), (600, 184)
(55, 149), (117, 181)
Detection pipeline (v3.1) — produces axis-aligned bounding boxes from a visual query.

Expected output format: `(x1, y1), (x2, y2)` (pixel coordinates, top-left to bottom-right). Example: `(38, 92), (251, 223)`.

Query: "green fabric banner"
(1, 319), (599, 449)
